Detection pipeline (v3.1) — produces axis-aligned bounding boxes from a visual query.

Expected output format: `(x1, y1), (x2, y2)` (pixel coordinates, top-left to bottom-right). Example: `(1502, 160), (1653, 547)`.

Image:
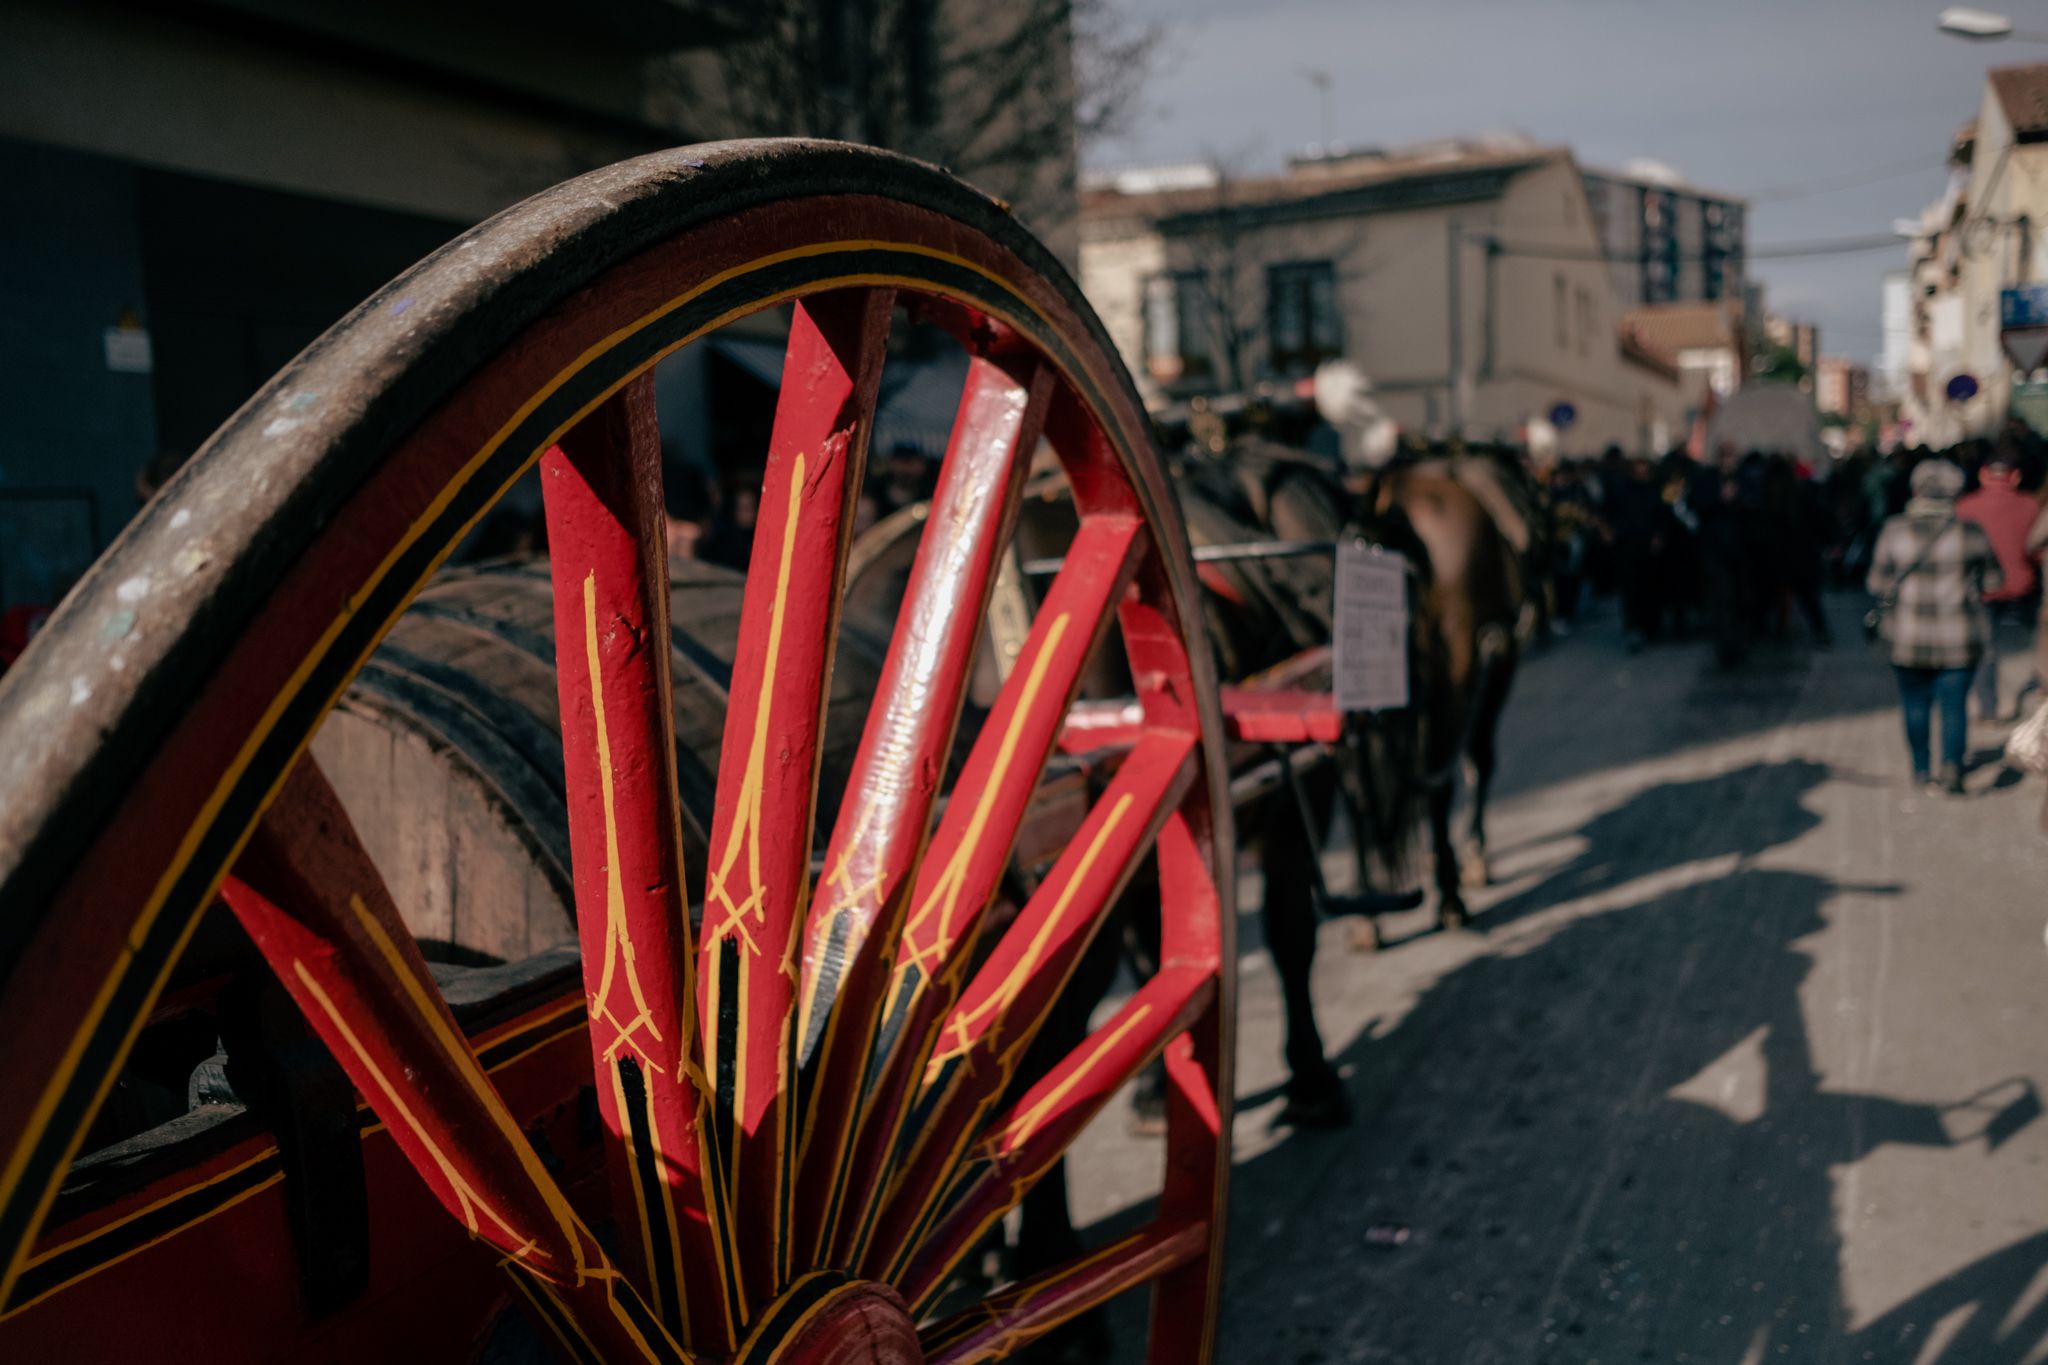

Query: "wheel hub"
(735, 1274), (921, 1365)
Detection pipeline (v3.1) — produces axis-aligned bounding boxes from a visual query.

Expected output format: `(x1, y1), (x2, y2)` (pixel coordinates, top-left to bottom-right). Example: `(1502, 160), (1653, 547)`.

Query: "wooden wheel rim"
(0, 140), (1234, 1362)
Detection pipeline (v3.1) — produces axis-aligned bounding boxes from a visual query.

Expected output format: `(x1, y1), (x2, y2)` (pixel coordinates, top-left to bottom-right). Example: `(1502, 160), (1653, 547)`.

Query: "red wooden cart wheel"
(0, 141), (1234, 1362)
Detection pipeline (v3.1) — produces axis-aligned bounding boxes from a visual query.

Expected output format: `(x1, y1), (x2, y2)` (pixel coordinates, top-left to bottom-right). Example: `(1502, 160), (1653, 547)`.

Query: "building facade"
(1814, 356), (1871, 425)
(1079, 141), (1687, 458)
(1878, 271), (1913, 403)
(1619, 299), (1746, 418)
(1898, 65), (2048, 445)
(1580, 165), (1747, 312)
(1762, 314), (1822, 396)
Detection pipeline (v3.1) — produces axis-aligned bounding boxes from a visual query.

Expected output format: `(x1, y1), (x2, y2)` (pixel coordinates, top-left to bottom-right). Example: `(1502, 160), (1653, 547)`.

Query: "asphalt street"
(1070, 594), (2048, 1364)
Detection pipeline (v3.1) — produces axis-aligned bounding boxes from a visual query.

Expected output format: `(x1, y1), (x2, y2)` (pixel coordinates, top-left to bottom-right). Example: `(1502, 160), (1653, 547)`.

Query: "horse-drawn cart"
(0, 141), (1408, 1363)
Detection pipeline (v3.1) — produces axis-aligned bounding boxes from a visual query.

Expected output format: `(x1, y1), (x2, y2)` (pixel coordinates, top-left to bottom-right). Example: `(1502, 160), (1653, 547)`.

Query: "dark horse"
(1358, 451), (1530, 920)
(1159, 439), (1532, 1123)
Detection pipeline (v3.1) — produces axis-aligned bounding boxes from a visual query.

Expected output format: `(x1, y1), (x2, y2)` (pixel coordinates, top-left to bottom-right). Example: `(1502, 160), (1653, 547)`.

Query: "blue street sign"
(1947, 372), (1980, 402)
(1548, 401), (1577, 430)
(2002, 284), (2048, 330)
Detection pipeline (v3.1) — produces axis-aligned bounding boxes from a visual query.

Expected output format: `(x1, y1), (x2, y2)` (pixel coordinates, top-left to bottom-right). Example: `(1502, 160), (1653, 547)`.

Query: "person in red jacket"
(1957, 457), (2039, 719)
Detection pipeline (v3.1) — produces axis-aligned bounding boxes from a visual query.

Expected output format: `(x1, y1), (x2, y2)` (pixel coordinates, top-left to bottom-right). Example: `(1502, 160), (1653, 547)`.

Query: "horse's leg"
(1432, 772), (1468, 931)
(1459, 745), (1491, 890)
(1461, 650), (1516, 889)
(1262, 782), (1351, 1128)
(1335, 737), (1384, 953)
(1011, 1159), (1113, 1363)
(1118, 860), (1168, 1133)
(1007, 912), (1125, 1363)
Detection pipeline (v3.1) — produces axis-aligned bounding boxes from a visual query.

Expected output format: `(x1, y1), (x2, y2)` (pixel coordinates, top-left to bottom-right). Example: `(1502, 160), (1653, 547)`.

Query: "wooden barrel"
(311, 556), (890, 963)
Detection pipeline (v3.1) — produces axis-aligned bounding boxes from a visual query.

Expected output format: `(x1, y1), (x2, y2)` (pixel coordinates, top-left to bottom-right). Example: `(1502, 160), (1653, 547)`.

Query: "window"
(1575, 286), (1593, 357)
(1702, 199), (1743, 302)
(1266, 261), (1341, 375)
(1554, 273), (1569, 349)
(1143, 271), (1215, 384)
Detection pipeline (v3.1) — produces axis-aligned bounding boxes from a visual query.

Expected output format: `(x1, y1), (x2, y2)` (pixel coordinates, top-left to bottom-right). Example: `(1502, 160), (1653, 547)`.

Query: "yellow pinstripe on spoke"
(796, 803), (889, 1050)
(703, 452), (808, 972)
(894, 612), (1070, 984)
(994, 1001), (1154, 1151)
(924, 793), (1133, 1077)
(291, 961), (528, 1257)
(348, 895), (598, 1285)
(582, 572), (667, 1070)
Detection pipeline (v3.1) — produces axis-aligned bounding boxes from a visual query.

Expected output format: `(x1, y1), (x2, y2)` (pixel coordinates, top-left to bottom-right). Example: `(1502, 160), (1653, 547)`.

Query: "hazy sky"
(1091, 0), (2037, 364)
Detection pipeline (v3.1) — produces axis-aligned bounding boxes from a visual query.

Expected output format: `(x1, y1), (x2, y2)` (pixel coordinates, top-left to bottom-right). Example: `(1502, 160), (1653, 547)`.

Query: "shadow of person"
(1471, 758), (1833, 935)
(1489, 620), (1896, 805)
(1850, 1227), (2048, 1362)
(1208, 866), (2045, 1365)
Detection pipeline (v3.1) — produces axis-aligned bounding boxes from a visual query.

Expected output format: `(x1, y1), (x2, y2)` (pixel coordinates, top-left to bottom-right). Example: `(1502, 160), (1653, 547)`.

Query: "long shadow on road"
(1490, 602), (1890, 806)
(1200, 758), (2043, 1364)
(1472, 757), (1832, 935)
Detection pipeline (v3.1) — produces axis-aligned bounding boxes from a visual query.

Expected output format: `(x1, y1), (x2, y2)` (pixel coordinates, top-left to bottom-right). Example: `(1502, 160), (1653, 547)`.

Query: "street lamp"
(1937, 7), (2048, 41)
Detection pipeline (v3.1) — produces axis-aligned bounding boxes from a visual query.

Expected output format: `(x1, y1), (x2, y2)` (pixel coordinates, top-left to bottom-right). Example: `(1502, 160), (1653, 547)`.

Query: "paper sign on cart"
(1333, 539), (1408, 712)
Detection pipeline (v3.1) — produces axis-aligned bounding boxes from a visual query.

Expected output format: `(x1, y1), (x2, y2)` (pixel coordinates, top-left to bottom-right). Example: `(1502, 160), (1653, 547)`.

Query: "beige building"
(1620, 299), (1747, 415)
(1898, 132), (1972, 447)
(1079, 141), (1686, 457)
(1953, 64), (2048, 435)
(1814, 356), (1871, 424)
(1899, 65), (2048, 445)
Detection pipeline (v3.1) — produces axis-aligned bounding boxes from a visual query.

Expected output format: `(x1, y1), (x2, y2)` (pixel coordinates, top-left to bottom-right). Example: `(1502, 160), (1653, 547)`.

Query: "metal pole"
(1481, 237), (1499, 379)
(1300, 68), (1333, 147)
(1020, 539), (1336, 578)
(1447, 220), (1464, 438)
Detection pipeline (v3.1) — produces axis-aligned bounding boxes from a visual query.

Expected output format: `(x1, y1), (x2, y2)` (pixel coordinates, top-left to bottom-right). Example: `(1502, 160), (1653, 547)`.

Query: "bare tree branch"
(654, 0), (1160, 233)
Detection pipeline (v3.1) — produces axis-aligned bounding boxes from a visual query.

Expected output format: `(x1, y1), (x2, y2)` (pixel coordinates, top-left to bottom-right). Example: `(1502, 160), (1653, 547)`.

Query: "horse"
(1156, 441), (1533, 1113)
(1353, 453), (1528, 925)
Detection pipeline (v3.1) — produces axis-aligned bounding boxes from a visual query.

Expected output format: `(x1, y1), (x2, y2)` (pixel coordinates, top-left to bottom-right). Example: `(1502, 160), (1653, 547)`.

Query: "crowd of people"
(1531, 425), (2048, 796)
(1537, 443), (1841, 662)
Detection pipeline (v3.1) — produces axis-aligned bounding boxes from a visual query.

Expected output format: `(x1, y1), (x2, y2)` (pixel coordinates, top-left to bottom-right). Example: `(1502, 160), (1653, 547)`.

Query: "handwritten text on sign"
(1334, 540), (1408, 712)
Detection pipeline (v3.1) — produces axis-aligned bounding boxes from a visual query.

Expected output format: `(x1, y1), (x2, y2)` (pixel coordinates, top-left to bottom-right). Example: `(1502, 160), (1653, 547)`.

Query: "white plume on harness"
(1313, 359), (1400, 471)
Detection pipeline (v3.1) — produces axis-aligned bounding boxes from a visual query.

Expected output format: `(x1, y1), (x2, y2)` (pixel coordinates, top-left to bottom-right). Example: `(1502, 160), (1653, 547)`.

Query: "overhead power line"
(1483, 232), (1904, 264)
(1742, 156), (1939, 205)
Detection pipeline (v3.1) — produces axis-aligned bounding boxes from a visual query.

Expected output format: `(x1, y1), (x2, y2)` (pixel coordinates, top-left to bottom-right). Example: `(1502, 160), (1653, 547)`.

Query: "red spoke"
(1040, 383), (1142, 520)
(896, 964), (1213, 1312)
(540, 376), (733, 1347)
(918, 1221), (1208, 1365)
(1058, 698), (1147, 754)
(791, 355), (1052, 1266)
(1145, 806), (1232, 1364)
(829, 514), (1149, 1266)
(698, 289), (893, 1303)
(863, 730), (1198, 1282)
(219, 757), (690, 1364)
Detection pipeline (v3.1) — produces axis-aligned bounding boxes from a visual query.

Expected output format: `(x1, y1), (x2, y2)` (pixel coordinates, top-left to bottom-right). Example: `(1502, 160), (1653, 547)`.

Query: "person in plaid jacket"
(1867, 459), (2004, 794)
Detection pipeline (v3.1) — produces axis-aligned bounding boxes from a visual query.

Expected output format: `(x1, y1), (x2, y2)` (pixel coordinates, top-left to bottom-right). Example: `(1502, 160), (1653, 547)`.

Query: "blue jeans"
(1894, 665), (1973, 777)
